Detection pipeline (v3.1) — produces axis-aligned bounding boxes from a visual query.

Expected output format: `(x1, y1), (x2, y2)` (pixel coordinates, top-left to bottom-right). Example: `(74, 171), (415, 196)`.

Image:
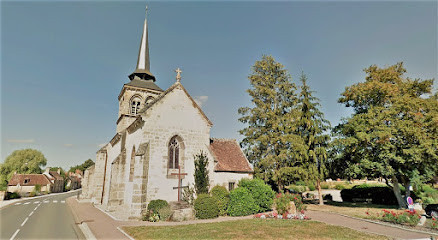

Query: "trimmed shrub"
(5, 192), (21, 200)
(238, 178), (275, 212)
(307, 183), (316, 191)
(227, 187), (259, 216)
(147, 199), (169, 214)
(157, 205), (173, 221)
(211, 185), (230, 216)
(287, 185), (307, 193)
(194, 194), (219, 219)
(320, 182), (330, 189)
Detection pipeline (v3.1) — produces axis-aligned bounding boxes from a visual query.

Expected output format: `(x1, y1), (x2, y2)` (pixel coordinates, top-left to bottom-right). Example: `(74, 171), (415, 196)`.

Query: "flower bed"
(366, 209), (421, 226)
(254, 211), (310, 220)
(429, 217), (438, 230)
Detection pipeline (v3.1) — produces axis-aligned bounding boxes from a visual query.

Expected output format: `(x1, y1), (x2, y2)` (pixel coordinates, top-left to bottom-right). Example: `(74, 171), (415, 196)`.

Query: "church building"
(80, 10), (253, 220)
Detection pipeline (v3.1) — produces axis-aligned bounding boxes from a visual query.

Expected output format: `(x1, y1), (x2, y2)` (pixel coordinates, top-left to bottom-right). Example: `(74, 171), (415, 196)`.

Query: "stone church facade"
(81, 10), (253, 220)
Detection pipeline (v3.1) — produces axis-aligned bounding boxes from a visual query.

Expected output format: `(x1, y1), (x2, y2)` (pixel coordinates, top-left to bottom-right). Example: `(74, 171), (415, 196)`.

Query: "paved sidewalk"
(307, 210), (437, 239)
(67, 197), (437, 240)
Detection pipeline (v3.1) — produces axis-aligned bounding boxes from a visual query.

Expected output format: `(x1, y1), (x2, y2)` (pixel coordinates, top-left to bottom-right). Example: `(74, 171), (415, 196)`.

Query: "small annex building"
(80, 9), (253, 220)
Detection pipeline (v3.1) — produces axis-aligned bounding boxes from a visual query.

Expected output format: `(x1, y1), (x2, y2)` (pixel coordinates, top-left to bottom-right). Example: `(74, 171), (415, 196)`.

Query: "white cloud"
(194, 96), (208, 107)
(7, 139), (35, 143)
(64, 144), (73, 147)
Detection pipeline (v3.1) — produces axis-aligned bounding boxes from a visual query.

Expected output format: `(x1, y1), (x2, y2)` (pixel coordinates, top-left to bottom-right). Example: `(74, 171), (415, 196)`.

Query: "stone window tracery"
(130, 96), (142, 115)
(168, 136), (180, 169)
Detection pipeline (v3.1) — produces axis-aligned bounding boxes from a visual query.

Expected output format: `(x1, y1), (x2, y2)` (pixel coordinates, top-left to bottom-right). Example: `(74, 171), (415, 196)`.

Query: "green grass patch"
(123, 219), (388, 240)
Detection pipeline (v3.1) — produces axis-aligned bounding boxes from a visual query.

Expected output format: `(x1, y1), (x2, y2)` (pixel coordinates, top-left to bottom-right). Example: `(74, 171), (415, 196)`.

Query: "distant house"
(7, 174), (51, 196)
(66, 171), (82, 190)
(43, 168), (65, 193)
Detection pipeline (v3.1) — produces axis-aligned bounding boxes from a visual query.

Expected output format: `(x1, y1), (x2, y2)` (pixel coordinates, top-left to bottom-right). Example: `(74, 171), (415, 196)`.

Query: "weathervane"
(175, 68), (182, 82)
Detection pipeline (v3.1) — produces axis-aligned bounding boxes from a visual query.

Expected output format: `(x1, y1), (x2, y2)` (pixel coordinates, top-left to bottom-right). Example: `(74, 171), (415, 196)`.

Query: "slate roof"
(125, 79), (163, 92)
(209, 138), (253, 173)
(8, 174), (51, 186)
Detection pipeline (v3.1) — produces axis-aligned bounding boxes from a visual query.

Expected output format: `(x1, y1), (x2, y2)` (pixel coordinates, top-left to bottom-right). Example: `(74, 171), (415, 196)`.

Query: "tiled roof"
(8, 174), (51, 186)
(209, 138), (253, 173)
(49, 171), (63, 181)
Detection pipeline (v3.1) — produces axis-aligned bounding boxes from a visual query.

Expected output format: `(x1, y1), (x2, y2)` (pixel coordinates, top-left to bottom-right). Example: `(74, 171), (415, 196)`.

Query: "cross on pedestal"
(171, 166), (187, 202)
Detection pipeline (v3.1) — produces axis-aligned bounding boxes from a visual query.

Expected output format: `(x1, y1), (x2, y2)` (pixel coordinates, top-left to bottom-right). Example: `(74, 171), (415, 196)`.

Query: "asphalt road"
(0, 190), (84, 240)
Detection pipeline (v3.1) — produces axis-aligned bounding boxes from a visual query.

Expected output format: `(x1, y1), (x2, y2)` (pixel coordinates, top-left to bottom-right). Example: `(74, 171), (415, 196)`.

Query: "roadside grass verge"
(122, 219), (388, 240)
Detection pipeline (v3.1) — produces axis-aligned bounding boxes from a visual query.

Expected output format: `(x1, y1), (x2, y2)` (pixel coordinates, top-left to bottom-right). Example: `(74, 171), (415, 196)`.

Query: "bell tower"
(116, 7), (163, 132)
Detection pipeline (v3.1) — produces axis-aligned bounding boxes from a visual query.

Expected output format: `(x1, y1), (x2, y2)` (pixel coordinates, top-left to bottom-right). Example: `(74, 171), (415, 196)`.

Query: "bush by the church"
(147, 199), (169, 214)
(194, 194), (219, 219)
(211, 185), (230, 216)
(238, 178), (275, 212)
(227, 187), (259, 216)
(157, 205), (173, 221)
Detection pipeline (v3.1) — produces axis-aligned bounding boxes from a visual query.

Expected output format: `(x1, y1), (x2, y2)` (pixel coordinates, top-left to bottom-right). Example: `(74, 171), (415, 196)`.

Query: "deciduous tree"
(0, 149), (47, 190)
(333, 62), (438, 208)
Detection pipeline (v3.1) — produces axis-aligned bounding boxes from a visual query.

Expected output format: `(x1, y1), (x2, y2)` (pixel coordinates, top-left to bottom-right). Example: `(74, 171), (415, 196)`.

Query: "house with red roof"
(7, 173), (52, 196)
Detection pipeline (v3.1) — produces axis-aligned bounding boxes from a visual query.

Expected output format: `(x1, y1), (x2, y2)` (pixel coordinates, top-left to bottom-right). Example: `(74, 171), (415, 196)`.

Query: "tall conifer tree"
(239, 55), (305, 190)
(297, 73), (330, 204)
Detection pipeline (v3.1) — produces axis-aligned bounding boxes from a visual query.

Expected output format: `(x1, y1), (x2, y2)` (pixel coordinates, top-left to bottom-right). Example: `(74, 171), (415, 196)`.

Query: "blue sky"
(1, 1), (436, 170)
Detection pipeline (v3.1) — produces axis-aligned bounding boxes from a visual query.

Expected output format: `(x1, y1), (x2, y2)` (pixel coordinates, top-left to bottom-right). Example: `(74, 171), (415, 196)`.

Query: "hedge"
(239, 178), (275, 212)
(341, 185), (417, 205)
(147, 199), (169, 214)
(227, 187), (258, 216)
(211, 185), (230, 216)
(194, 194), (219, 219)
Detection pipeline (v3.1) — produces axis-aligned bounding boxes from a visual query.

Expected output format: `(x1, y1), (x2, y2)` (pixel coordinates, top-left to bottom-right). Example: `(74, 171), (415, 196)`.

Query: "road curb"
(79, 223), (97, 240)
(66, 197), (97, 240)
(117, 227), (135, 240)
(310, 210), (438, 238)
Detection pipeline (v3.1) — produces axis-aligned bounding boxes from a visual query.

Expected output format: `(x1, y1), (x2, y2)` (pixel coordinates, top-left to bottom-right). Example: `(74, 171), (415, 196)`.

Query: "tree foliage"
(238, 55), (306, 190)
(0, 149), (47, 190)
(194, 151), (209, 194)
(69, 159), (94, 173)
(333, 62), (438, 208)
(296, 73), (331, 204)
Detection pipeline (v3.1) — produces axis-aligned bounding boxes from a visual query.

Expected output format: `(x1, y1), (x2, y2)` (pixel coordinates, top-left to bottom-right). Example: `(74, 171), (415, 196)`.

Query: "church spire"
(129, 6), (155, 81)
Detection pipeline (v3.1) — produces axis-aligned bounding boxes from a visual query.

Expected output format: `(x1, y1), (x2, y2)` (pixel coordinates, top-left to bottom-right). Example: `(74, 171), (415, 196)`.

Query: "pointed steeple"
(129, 6), (155, 81)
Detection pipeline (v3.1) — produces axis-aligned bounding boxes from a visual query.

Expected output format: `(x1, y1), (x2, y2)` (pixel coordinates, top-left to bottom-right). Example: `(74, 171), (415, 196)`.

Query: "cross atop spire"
(129, 6), (155, 81)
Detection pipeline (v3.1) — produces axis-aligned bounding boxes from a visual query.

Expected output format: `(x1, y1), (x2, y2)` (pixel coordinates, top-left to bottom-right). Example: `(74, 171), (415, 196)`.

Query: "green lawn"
(123, 219), (388, 240)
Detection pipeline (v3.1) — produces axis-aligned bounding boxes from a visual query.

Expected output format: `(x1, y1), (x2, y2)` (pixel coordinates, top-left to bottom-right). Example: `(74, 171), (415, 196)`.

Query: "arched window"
(129, 146), (135, 182)
(145, 96), (155, 105)
(130, 96), (142, 115)
(168, 136), (180, 169)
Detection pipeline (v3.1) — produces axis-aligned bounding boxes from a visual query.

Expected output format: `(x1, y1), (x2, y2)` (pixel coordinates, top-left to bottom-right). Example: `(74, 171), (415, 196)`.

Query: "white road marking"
(53, 200), (58, 203)
(33, 206), (38, 211)
(43, 200), (49, 203)
(29, 211), (34, 216)
(21, 217), (28, 227)
(14, 203), (21, 205)
(33, 201), (40, 204)
(61, 200), (65, 203)
(23, 202), (30, 205)
(10, 229), (19, 240)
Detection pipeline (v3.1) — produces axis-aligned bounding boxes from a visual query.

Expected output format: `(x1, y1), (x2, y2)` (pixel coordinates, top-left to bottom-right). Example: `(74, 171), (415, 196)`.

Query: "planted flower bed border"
(254, 210), (310, 220)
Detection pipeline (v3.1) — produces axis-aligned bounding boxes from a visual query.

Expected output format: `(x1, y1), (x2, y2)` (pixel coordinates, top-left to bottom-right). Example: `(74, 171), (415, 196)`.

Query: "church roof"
(129, 7), (155, 81)
(8, 174), (51, 186)
(137, 82), (213, 126)
(125, 79), (163, 92)
(209, 138), (253, 173)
